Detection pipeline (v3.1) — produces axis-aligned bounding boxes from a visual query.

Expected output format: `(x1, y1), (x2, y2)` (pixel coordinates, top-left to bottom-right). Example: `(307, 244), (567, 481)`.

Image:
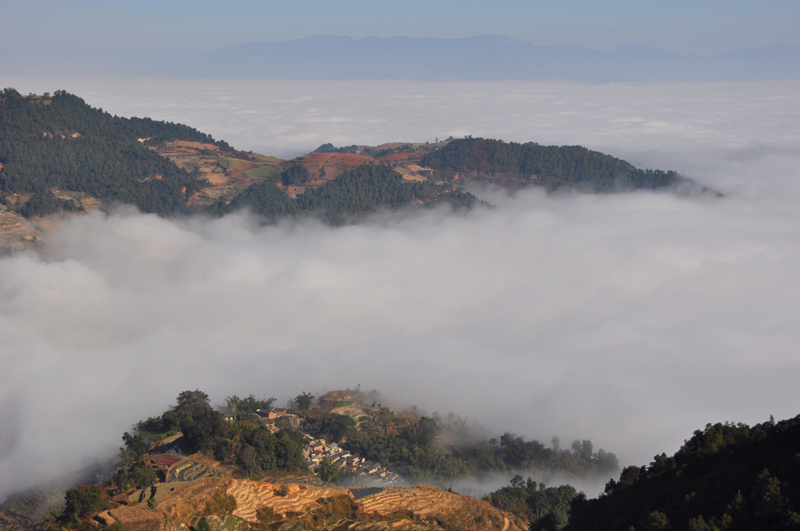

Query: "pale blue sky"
(1, 0), (798, 56)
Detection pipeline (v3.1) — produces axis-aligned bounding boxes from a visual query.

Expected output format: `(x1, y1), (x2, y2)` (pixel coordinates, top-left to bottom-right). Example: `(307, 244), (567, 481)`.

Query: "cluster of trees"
(292, 391), (316, 416)
(313, 142), (415, 158)
(110, 459), (158, 494)
(306, 412), (357, 443)
(40, 482), (126, 530)
(49, 485), (116, 531)
(128, 390), (305, 478)
(316, 457), (356, 484)
(294, 163), (439, 223)
(280, 164), (310, 186)
(294, 163), (478, 223)
(421, 138), (680, 191)
(565, 414), (800, 530)
(220, 163), (476, 224)
(306, 407), (618, 485)
(230, 422), (305, 477)
(487, 476), (578, 530)
(456, 434), (619, 478)
(313, 143), (356, 154)
(225, 394), (276, 421)
(18, 189), (82, 218)
(313, 143), (378, 157)
(214, 177), (298, 220)
(345, 416), (476, 481)
(0, 88), (217, 217)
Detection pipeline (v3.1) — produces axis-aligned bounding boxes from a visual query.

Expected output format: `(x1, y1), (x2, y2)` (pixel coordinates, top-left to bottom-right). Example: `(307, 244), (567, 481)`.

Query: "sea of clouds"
(1, 76), (799, 500)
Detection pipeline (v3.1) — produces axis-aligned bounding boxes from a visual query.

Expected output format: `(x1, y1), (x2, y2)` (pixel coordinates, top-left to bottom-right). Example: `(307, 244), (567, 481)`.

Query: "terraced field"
(150, 477), (231, 524)
(356, 486), (522, 531)
(217, 480), (524, 531)
(226, 479), (350, 523)
(166, 459), (220, 482)
(155, 140), (281, 206)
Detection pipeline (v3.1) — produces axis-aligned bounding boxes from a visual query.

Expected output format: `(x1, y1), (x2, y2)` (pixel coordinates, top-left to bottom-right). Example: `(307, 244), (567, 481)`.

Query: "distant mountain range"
(164, 35), (800, 82)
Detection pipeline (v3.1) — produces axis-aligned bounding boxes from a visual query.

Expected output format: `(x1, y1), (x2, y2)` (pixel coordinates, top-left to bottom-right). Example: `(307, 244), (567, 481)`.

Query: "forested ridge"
(1, 89), (697, 228)
(0, 89), (476, 222)
(218, 163), (478, 224)
(294, 164), (475, 223)
(565, 414), (800, 530)
(0, 88), (217, 216)
(421, 137), (680, 190)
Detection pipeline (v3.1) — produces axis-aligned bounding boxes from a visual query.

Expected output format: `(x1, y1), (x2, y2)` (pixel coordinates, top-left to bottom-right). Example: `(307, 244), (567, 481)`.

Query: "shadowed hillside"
(566, 414), (800, 531)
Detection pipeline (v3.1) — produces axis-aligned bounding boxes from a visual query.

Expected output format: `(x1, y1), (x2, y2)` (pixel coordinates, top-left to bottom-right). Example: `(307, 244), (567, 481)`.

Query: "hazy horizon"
(2, 0), (799, 58)
(3, 36), (798, 82)
(1, 76), (799, 501)
(3, 0), (800, 84)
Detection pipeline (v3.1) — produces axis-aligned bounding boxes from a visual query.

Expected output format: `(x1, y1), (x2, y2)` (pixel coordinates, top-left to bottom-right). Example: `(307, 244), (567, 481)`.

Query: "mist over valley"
(1, 77), (799, 517)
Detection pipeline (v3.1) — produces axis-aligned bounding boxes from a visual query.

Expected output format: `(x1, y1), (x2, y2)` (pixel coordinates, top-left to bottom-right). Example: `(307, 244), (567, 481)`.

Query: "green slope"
(421, 137), (681, 190)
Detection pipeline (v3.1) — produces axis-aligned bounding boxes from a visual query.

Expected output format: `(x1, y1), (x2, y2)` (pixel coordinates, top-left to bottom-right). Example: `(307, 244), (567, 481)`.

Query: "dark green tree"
(281, 164), (310, 186)
(293, 392), (315, 416)
(175, 389), (212, 416)
(317, 458), (342, 483)
(120, 431), (148, 462)
(180, 407), (229, 453)
(61, 485), (108, 523)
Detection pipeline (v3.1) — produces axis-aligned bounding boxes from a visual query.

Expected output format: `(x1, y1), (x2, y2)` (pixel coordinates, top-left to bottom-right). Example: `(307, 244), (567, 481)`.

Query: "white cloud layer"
(1, 77), (799, 500)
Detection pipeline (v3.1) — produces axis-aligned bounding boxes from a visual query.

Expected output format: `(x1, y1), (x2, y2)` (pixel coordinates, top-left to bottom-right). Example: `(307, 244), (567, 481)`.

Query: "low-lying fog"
(1, 77), (799, 501)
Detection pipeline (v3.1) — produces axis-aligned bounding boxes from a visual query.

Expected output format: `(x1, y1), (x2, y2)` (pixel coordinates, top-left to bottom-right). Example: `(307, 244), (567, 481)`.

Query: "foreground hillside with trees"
(1, 388), (615, 531)
(2, 386), (797, 531)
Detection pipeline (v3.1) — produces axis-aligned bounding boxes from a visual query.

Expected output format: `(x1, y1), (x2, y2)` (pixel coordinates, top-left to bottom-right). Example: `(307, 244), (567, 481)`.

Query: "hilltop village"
(301, 433), (404, 487)
(0, 388), (536, 531)
(2, 387), (617, 530)
(5, 386), (793, 531)
(230, 394), (407, 487)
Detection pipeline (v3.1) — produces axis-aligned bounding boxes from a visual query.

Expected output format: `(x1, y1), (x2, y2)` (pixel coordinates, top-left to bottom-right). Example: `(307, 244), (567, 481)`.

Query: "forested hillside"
(294, 164), (476, 223)
(308, 407), (618, 484)
(421, 137), (681, 190)
(565, 414), (800, 530)
(0, 89), (700, 233)
(0, 90), (478, 223)
(0, 88), (218, 216)
(212, 164), (478, 223)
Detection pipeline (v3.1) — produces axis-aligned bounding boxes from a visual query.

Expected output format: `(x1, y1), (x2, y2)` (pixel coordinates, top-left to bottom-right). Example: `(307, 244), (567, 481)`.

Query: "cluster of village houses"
(301, 433), (405, 486)
(251, 407), (404, 486)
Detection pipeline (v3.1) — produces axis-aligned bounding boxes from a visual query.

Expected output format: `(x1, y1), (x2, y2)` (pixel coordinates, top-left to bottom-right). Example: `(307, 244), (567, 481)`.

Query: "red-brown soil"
(375, 152), (417, 163)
